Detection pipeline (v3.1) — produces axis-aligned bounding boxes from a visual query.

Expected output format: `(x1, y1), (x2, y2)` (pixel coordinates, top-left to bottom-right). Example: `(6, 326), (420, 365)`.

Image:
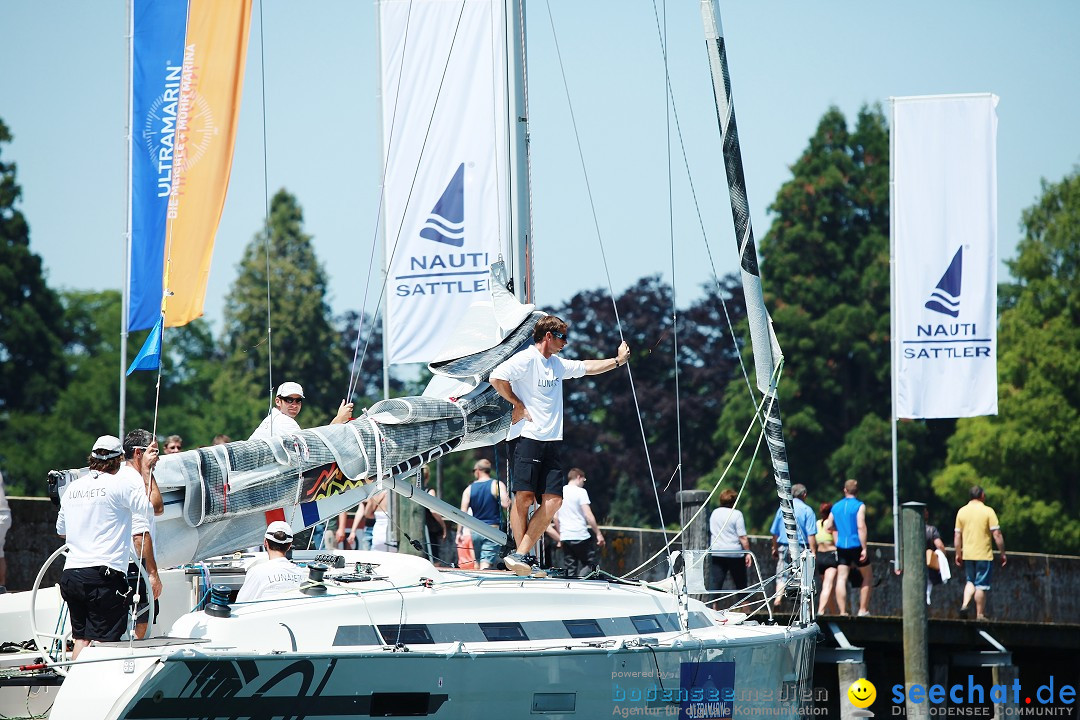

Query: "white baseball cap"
(264, 520), (294, 542)
(90, 435), (123, 460)
(276, 381), (305, 398)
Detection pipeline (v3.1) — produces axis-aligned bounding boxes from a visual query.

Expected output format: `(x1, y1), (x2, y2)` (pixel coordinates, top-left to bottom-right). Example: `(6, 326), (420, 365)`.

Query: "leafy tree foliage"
(935, 170), (1080, 553)
(0, 118), (68, 416)
(217, 189), (353, 438)
(1, 290), (220, 493)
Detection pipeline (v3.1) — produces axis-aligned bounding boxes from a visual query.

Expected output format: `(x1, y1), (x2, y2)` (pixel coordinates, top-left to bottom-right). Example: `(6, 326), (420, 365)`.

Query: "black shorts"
(816, 550), (839, 574)
(60, 566), (130, 642)
(837, 546), (870, 567)
(127, 562), (160, 625)
(511, 437), (564, 498)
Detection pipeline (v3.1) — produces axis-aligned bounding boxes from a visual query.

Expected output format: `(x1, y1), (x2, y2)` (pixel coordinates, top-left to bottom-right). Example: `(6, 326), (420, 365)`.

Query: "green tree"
(709, 105), (951, 538)
(0, 117), (68, 417)
(935, 170), (1080, 553)
(1, 290), (220, 493)
(216, 189), (351, 438)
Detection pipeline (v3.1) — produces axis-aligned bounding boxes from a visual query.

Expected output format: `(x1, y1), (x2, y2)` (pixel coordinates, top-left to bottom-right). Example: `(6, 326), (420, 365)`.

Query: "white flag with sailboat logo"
(378, 0), (511, 365)
(892, 94), (998, 419)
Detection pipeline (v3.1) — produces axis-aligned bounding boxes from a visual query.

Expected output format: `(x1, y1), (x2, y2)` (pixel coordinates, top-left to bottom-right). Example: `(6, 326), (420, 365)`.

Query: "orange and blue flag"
(129, 0), (252, 331)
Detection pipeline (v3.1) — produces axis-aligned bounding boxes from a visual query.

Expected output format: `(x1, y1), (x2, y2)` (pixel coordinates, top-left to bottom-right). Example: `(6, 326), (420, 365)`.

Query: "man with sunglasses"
(248, 381), (354, 442)
(490, 315), (629, 576)
(116, 429), (164, 639)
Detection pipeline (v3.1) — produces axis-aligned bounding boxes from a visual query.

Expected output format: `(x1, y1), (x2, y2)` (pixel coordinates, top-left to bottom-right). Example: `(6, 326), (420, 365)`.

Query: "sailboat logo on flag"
(924, 247), (963, 318)
(420, 163), (465, 247)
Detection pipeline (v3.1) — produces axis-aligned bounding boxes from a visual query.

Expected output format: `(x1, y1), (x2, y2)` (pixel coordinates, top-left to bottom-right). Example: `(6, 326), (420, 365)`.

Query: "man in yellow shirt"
(953, 486), (1006, 620)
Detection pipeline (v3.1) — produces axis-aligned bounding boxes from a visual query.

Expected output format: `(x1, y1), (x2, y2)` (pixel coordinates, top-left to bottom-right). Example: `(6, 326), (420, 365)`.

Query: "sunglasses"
(550, 331), (567, 341)
(279, 396), (303, 405)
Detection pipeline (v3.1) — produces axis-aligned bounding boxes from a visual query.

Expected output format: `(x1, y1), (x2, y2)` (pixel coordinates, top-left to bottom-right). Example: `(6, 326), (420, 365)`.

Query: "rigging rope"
(620, 368), (776, 579)
(645, 0), (760, 419)
(258, 0), (276, 414)
(346, 0), (420, 404)
(659, 0), (685, 499)
(542, 0), (671, 549)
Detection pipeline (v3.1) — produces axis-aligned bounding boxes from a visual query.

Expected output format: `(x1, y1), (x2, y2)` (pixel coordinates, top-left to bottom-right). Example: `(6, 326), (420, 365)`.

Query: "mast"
(505, 0), (532, 304)
(698, 1), (804, 609)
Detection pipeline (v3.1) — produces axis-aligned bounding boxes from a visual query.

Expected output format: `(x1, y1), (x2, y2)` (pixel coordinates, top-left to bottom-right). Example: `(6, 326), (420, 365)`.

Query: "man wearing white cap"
(236, 521), (305, 602)
(57, 435), (155, 659)
(248, 381), (354, 442)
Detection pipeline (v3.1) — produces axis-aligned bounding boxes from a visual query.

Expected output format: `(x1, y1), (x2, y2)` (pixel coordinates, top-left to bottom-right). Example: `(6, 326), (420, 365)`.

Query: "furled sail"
(57, 264), (538, 568)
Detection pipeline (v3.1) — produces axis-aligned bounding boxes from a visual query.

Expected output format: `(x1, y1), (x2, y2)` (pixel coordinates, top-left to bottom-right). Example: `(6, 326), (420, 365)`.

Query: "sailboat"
(0, 0), (817, 717)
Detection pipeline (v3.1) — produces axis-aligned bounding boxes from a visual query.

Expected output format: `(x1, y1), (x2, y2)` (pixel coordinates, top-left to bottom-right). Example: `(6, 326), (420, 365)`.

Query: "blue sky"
(2, 1), (1078, 336)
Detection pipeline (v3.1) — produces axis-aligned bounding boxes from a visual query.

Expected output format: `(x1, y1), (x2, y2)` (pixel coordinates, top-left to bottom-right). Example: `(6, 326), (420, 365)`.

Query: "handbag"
(926, 548), (940, 572)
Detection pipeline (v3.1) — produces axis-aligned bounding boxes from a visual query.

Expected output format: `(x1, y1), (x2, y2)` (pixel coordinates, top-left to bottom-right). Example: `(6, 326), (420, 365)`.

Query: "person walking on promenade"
(827, 479), (872, 616)
(708, 488), (751, 594)
(769, 483), (817, 607)
(554, 468), (606, 578)
(954, 485), (1006, 620)
(815, 502), (840, 615)
(457, 459), (510, 570)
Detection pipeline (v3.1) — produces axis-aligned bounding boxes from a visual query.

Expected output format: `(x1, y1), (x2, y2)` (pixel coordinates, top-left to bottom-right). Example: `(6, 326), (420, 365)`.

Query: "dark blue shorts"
(965, 560), (992, 590)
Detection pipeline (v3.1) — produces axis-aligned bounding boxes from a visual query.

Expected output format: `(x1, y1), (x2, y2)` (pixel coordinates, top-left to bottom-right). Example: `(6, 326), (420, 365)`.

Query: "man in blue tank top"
(457, 459), (510, 570)
(826, 479), (872, 616)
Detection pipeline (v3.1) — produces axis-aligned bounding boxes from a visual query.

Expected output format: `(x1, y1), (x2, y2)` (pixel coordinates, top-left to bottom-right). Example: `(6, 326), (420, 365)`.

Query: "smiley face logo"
(847, 678), (876, 708)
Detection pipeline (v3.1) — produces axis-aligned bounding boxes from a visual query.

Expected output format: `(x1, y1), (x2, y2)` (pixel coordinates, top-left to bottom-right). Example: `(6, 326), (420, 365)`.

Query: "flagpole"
(889, 96), (901, 571)
(120, 0), (134, 440)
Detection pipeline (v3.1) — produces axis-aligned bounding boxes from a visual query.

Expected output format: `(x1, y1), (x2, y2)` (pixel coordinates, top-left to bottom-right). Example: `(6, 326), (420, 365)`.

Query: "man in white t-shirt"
(554, 468), (605, 578)
(57, 435), (154, 659)
(116, 429), (164, 639)
(236, 521), (305, 602)
(489, 315), (629, 576)
(249, 381), (354, 442)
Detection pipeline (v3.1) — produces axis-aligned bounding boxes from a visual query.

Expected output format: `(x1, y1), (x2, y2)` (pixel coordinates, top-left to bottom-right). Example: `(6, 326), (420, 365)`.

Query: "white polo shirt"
(57, 470), (154, 572)
(490, 346), (586, 441)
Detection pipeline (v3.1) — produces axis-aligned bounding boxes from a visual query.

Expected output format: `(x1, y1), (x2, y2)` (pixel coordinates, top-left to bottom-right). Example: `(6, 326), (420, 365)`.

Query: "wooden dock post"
(902, 501), (929, 719)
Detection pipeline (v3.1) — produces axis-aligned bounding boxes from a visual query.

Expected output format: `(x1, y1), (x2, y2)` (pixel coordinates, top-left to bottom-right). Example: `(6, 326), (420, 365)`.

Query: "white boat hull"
(52, 627), (815, 719)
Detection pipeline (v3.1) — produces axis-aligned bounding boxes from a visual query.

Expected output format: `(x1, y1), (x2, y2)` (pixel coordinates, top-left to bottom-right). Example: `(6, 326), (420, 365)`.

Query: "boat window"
(333, 625), (381, 646)
(563, 619), (604, 638)
(378, 624), (434, 645)
(630, 615), (663, 634)
(479, 622), (528, 642)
